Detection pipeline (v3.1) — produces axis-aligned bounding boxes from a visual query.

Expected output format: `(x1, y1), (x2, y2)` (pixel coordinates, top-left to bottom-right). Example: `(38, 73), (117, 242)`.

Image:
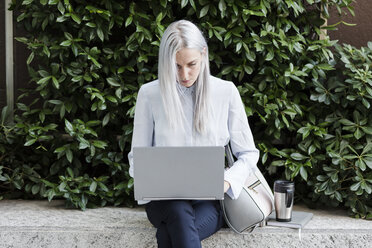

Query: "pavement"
(0, 200), (371, 248)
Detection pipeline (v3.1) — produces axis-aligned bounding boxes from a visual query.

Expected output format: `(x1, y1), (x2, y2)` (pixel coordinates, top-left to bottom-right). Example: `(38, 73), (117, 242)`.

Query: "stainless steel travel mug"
(274, 180), (295, 222)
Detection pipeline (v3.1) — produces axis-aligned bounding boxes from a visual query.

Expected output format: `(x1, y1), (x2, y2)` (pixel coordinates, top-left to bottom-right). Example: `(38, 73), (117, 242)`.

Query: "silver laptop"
(133, 146), (225, 201)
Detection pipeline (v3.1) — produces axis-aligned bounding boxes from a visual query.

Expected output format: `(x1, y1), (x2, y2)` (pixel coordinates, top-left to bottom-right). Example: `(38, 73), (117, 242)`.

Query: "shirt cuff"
(224, 172), (242, 200)
(225, 185), (234, 199)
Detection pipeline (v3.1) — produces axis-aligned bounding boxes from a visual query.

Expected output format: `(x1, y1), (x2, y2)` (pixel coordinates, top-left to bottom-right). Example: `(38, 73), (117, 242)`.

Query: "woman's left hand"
(224, 180), (230, 193)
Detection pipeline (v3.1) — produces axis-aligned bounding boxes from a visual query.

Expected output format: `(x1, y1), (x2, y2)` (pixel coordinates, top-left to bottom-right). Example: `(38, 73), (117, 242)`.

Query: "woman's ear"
(202, 47), (207, 54)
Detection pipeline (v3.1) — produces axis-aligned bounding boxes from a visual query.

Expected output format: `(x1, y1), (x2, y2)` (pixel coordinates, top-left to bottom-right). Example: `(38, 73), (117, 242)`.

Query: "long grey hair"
(158, 20), (210, 134)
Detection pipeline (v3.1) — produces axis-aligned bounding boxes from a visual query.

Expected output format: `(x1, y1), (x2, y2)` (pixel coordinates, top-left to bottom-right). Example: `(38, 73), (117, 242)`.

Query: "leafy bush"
(3, 0), (369, 218)
(306, 43), (372, 218)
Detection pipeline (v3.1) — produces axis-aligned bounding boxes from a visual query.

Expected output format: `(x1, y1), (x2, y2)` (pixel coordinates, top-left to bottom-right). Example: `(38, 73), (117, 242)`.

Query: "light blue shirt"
(128, 76), (259, 204)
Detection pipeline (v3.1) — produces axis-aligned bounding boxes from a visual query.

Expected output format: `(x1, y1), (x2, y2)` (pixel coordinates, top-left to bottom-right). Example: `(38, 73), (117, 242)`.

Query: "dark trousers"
(145, 200), (225, 248)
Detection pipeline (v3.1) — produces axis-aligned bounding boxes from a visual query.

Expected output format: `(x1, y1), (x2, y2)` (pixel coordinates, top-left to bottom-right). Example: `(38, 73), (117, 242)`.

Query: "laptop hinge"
(143, 197), (218, 201)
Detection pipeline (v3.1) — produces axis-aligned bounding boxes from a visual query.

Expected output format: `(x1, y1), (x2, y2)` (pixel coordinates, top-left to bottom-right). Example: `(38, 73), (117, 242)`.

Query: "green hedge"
(303, 43), (372, 218)
(2, 0), (370, 218)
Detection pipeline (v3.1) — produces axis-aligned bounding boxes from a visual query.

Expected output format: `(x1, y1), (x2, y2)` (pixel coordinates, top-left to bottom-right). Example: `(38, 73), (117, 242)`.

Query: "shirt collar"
(176, 82), (196, 95)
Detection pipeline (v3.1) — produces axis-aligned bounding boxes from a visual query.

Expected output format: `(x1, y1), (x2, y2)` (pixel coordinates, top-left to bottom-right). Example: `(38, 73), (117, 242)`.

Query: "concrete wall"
(328, 0), (372, 48)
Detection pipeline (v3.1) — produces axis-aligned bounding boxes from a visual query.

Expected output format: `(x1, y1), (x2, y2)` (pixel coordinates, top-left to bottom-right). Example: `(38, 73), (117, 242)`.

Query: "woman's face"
(176, 48), (203, 88)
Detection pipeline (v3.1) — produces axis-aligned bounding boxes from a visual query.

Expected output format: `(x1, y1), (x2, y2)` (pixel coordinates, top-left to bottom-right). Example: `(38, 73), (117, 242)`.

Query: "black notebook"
(266, 211), (313, 229)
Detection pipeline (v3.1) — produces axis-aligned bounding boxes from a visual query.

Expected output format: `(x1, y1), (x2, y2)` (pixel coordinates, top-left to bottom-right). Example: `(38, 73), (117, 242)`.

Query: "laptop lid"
(133, 146), (225, 201)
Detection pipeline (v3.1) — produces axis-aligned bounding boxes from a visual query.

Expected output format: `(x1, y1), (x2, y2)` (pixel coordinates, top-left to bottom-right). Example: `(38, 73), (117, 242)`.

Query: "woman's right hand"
(224, 180), (231, 193)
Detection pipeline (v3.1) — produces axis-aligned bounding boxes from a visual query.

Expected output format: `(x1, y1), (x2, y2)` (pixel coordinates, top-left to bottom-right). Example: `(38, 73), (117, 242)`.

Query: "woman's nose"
(179, 67), (189, 79)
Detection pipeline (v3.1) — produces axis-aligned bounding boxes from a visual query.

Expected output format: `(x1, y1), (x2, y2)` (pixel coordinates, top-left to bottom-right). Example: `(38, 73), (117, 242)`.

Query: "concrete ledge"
(0, 200), (371, 248)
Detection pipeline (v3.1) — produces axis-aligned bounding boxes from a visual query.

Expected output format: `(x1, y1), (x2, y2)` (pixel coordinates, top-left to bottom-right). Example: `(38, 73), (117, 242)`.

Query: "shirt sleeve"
(224, 83), (259, 199)
(127, 86), (154, 178)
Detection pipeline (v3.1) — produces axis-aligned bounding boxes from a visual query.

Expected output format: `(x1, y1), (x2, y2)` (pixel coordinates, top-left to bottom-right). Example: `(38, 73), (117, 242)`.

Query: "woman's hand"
(224, 180), (231, 193)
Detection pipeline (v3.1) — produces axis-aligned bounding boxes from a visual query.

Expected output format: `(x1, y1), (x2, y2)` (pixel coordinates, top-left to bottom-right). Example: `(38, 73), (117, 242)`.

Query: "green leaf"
(289, 75), (305, 84)
(37, 76), (52, 85)
(317, 63), (334, 70)
(90, 145), (96, 157)
(300, 167), (308, 181)
(339, 118), (354, 126)
(1, 106), (10, 125)
(90, 55), (102, 69)
(65, 119), (74, 133)
(57, 1), (65, 14)
(22, 0), (34, 5)
(282, 114), (289, 128)
(24, 139), (37, 146)
(354, 128), (363, 140)
(60, 40), (72, 46)
(86, 22), (96, 28)
(361, 98), (370, 108)
(200, 5), (209, 18)
(265, 51), (274, 61)
(213, 29), (223, 41)
(52, 76), (60, 89)
(107, 77), (121, 87)
(106, 95), (117, 103)
(218, 0), (226, 17)
(90, 181), (97, 192)
(27, 52), (34, 64)
(49, 99), (63, 105)
(31, 184), (40, 195)
(97, 28), (104, 41)
(102, 113), (110, 127)
(290, 153), (308, 161)
(122, 95), (132, 102)
(243, 65), (253, 74)
(350, 182), (361, 191)
(125, 16), (133, 27)
(42, 46), (50, 57)
(54, 146), (66, 153)
(58, 182), (67, 192)
(71, 13), (81, 24)
(361, 126), (372, 135)
(0, 175), (8, 182)
(66, 149), (73, 163)
(41, 179), (55, 188)
(271, 160), (285, 167)
(114, 182), (126, 190)
(79, 140), (90, 150)
(127, 178), (134, 188)
(98, 182), (109, 192)
(160, 0), (167, 8)
(221, 66), (233, 75)
(181, 0), (188, 8)
(92, 140), (107, 149)
(56, 15), (68, 22)
(363, 157), (372, 169)
(13, 180), (22, 190)
(66, 167), (74, 177)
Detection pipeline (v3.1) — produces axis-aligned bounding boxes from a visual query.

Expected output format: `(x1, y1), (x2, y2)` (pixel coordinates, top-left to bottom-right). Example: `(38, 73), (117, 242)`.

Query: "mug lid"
(274, 180), (295, 193)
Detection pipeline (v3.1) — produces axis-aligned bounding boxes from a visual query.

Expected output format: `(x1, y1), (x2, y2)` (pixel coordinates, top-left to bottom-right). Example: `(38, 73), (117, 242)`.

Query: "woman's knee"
(164, 200), (195, 222)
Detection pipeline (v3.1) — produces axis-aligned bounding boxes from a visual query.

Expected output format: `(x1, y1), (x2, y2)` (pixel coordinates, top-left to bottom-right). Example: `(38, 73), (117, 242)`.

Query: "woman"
(128, 20), (259, 247)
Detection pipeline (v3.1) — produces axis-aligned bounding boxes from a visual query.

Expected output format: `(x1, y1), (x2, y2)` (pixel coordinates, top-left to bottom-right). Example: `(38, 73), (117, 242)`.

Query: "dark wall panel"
(14, 20), (31, 101)
(0, 0), (6, 108)
(0, 2), (31, 109)
(328, 0), (372, 48)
